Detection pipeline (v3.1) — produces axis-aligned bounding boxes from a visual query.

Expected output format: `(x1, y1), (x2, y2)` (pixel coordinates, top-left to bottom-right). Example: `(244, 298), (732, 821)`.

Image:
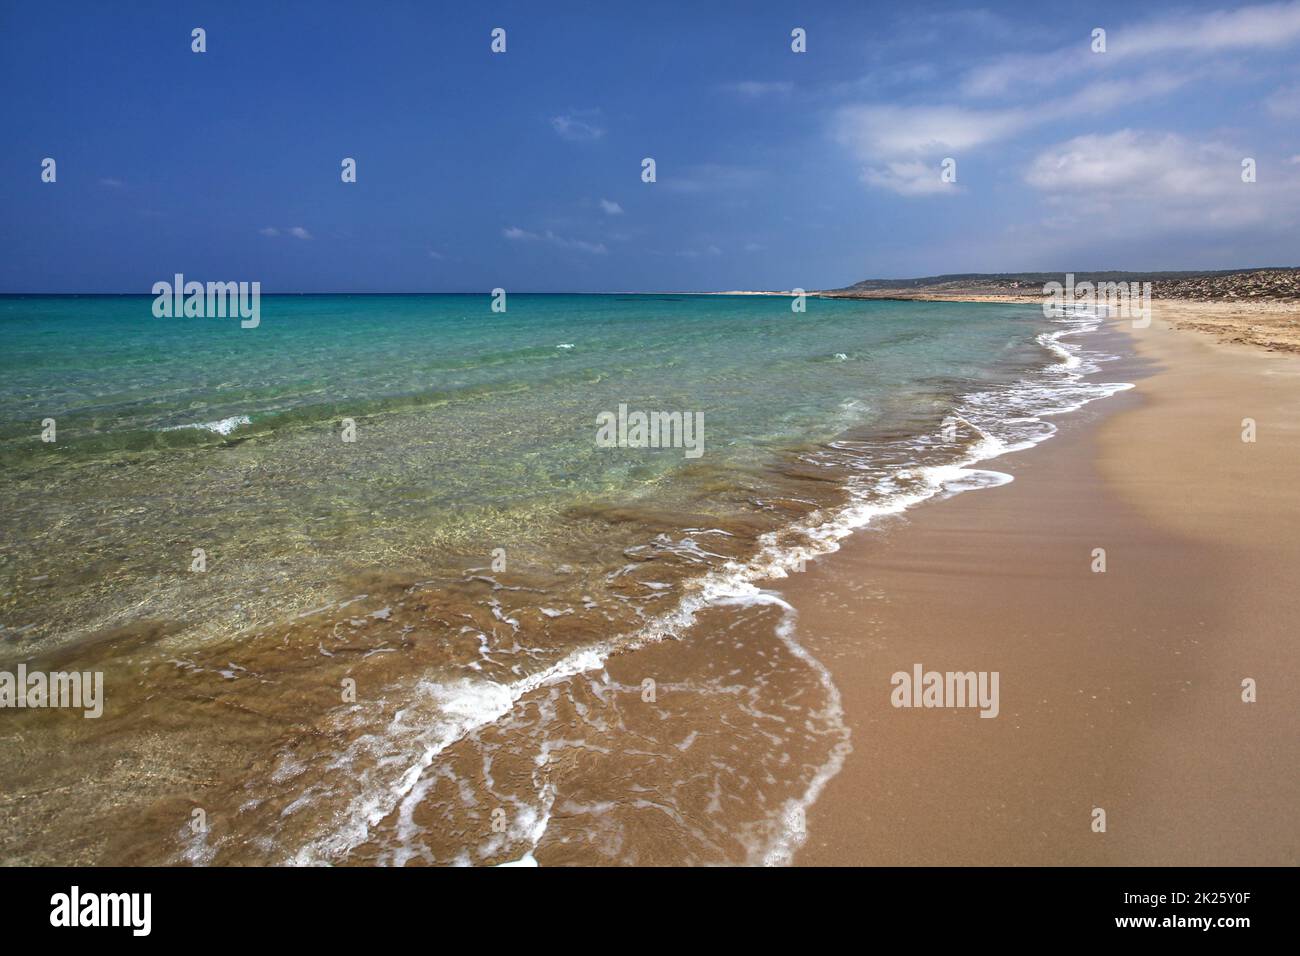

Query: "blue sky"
(2, 0), (1298, 292)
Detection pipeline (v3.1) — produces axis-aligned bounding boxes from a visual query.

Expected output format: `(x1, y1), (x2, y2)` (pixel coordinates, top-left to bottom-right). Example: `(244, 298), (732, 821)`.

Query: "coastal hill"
(821, 267), (1300, 352)
(828, 267), (1300, 301)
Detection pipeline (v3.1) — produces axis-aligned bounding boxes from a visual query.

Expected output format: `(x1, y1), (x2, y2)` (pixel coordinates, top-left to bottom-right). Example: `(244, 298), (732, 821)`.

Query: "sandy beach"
(822, 291), (1300, 352)
(787, 302), (1300, 865)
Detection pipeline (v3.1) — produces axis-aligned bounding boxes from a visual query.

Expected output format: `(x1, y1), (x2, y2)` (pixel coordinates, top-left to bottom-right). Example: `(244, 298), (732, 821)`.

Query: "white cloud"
(599, 198), (623, 215)
(834, 104), (1028, 158)
(502, 226), (607, 254)
(835, 72), (1192, 196)
(839, 5), (1249, 198)
(1025, 130), (1300, 232)
(722, 80), (793, 98)
(1052, 72), (1190, 113)
(962, 1), (1300, 97)
(550, 109), (605, 141)
(261, 226), (312, 239)
(861, 160), (960, 196)
(1025, 131), (1228, 195)
(1118, 0), (1300, 55)
(961, 51), (1094, 99)
(833, 104), (1023, 196)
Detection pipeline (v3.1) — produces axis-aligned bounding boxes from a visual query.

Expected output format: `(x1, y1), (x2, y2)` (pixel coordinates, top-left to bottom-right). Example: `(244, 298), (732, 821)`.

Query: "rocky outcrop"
(1150, 269), (1300, 301)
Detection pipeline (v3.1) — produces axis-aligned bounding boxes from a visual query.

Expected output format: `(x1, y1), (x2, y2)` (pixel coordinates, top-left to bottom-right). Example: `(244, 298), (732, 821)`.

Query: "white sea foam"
(161, 414), (251, 436)
(283, 647), (609, 866)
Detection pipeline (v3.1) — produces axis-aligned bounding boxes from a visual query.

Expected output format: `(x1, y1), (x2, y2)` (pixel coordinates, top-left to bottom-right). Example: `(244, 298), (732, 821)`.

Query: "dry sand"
(786, 304), (1300, 865)
(1147, 298), (1300, 353)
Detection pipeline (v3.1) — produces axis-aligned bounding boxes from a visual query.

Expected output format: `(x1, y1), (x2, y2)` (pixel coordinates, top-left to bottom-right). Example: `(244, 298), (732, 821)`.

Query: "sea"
(0, 293), (1130, 865)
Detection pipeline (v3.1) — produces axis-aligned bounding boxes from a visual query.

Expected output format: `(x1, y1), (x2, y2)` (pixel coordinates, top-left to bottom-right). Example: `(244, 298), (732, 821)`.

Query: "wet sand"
(788, 309), (1300, 865)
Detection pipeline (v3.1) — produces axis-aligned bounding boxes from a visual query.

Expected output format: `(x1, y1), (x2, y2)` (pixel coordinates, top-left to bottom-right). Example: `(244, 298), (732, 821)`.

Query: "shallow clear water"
(0, 294), (1128, 866)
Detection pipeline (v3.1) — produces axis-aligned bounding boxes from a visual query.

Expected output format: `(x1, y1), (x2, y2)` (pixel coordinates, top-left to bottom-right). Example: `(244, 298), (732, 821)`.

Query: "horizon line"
(4, 266), (1296, 298)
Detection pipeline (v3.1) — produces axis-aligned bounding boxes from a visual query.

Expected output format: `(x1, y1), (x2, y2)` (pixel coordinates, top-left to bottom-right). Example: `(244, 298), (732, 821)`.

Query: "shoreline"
(1, 297), (1085, 866)
(3, 298), (1295, 866)
(784, 305), (1300, 865)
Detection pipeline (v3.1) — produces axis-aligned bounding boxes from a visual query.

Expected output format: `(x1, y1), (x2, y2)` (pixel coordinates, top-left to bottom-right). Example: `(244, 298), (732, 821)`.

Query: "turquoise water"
(1, 293), (1056, 653)
(1, 293), (1043, 459)
(1, 293), (1133, 866)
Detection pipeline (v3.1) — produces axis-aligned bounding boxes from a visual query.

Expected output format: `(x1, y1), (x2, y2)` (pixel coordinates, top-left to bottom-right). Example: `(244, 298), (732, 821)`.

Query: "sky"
(1, 0), (1298, 292)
